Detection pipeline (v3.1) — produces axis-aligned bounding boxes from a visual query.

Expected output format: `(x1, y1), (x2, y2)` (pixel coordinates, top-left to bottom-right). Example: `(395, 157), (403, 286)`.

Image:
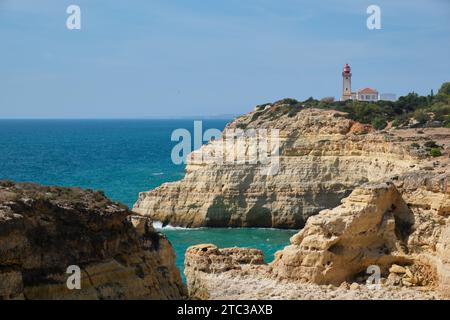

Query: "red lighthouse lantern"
(342, 63), (351, 76)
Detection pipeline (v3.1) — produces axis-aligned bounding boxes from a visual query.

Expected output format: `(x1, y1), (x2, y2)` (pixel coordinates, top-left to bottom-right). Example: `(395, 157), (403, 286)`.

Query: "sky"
(0, 0), (449, 118)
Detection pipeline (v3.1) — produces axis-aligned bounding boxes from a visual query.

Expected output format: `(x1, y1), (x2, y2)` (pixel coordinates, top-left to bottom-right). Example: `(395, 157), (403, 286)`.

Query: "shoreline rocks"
(0, 181), (186, 300)
(184, 170), (450, 299)
(184, 243), (440, 300)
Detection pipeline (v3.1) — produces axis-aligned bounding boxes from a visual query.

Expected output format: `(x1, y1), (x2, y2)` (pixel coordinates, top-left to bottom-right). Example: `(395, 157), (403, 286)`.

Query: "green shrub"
(287, 108), (299, 118)
(250, 111), (263, 122)
(413, 109), (430, 125)
(274, 98), (298, 106)
(430, 148), (442, 157)
(320, 97), (335, 103)
(371, 117), (387, 130)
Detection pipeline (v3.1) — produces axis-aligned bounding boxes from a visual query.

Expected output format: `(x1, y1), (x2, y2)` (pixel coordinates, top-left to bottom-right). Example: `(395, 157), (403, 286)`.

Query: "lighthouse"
(341, 63), (352, 101)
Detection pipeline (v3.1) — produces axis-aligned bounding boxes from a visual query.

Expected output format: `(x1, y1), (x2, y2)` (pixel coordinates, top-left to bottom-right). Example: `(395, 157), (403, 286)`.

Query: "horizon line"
(0, 116), (239, 120)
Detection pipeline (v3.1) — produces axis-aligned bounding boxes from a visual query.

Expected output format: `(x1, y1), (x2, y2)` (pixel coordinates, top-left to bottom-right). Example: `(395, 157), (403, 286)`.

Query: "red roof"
(358, 87), (378, 94)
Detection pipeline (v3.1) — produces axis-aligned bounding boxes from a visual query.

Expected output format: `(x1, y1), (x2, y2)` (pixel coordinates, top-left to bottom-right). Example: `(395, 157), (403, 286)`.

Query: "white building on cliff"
(341, 64), (393, 102)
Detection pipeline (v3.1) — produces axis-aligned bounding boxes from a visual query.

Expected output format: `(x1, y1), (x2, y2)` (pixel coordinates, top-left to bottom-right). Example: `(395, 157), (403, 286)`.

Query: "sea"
(0, 119), (296, 279)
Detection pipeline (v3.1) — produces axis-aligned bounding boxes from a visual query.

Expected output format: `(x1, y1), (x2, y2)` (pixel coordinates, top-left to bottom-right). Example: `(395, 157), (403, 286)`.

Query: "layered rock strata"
(134, 107), (449, 228)
(0, 181), (186, 300)
(184, 244), (439, 300)
(270, 182), (413, 285)
(185, 169), (450, 299)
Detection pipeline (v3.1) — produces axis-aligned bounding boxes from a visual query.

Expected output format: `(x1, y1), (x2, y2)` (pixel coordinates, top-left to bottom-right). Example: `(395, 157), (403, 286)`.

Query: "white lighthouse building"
(341, 63), (381, 102)
(341, 63), (352, 101)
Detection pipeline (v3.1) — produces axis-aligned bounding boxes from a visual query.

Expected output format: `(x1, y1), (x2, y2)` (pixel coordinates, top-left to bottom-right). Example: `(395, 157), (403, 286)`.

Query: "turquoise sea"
(0, 120), (296, 277)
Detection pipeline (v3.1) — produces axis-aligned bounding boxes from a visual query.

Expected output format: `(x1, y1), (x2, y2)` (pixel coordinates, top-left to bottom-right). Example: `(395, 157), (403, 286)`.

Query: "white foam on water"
(152, 221), (164, 229)
(152, 220), (199, 230)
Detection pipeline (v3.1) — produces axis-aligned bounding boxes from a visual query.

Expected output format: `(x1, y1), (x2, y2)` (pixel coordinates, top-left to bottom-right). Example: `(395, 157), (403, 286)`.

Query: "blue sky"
(0, 0), (449, 118)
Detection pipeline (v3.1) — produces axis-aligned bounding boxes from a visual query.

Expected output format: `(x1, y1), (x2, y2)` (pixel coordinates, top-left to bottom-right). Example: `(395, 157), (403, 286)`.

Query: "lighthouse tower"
(341, 63), (352, 101)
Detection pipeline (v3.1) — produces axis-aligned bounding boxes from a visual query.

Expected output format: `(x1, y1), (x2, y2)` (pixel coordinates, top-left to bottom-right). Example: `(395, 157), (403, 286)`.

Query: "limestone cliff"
(270, 182), (413, 285)
(184, 169), (450, 299)
(0, 181), (186, 300)
(271, 168), (450, 295)
(134, 105), (449, 228)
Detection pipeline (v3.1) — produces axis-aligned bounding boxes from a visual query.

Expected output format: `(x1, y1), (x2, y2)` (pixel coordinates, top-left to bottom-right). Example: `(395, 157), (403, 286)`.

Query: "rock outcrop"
(184, 169), (450, 299)
(184, 244), (265, 300)
(134, 106), (449, 228)
(132, 103), (450, 298)
(270, 182), (413, 285)
(0, 181), (186, 300)
(184, 243), (440, 300)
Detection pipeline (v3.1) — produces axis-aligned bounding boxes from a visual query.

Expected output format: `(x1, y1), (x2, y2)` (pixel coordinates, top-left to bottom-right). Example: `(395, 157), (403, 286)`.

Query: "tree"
(396, 93), (427, 113)
(320, 97), (335, 103)
(435, 82), (450, 103)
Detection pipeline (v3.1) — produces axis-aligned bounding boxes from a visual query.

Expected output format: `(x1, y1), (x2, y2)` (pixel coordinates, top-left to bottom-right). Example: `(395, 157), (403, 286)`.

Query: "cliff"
(162, 103), (450, 299)
(271, 168), (450, 285)
(184, 168), (450, 299)
(0, 181), (186, 300)
(134, 104), (449, 228)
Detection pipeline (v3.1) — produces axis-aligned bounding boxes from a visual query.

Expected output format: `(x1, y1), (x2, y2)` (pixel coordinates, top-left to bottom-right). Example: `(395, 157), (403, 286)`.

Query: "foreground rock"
(0, 181), (186, 300)
(134, 106), (450, 228)
(271, 182), (413, 285)
(184, 244), (439, 300)
(185, 244), (265, 300)
(185, 169), (450, 299)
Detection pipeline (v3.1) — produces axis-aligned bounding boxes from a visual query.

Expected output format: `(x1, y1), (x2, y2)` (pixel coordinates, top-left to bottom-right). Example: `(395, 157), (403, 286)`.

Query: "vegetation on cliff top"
(0, 180), (128, 211)
(254, 82), (450, 130)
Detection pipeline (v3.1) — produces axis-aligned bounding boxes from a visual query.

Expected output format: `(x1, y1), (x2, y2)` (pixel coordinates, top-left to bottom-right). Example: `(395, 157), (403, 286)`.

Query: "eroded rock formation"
(270, 182), (413, 285)
(184, 244), (265, 300)
(0, 181), (186, 300)
(134, 106), (447, 228)
(184, 169), (450, 299)
(132, 103), (450, 298)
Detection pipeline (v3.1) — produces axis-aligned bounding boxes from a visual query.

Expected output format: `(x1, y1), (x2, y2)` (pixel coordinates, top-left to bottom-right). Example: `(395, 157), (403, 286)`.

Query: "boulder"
(271, 183), (413, 285)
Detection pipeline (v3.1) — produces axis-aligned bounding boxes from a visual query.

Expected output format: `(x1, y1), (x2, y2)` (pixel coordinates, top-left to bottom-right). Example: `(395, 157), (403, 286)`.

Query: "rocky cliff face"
(0, 181), (186, 300)
(184, 168), (450, 299)
(134, 106), (446, 228)
(271, 168), (450, 295)
(131, 103), (450, 298)
(270, 182), (413, 285)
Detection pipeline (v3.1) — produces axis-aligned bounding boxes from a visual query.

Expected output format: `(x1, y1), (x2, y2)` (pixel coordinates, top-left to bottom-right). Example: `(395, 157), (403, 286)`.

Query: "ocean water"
(0, 119), (296, 277)
(162, 227), (296, 280)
